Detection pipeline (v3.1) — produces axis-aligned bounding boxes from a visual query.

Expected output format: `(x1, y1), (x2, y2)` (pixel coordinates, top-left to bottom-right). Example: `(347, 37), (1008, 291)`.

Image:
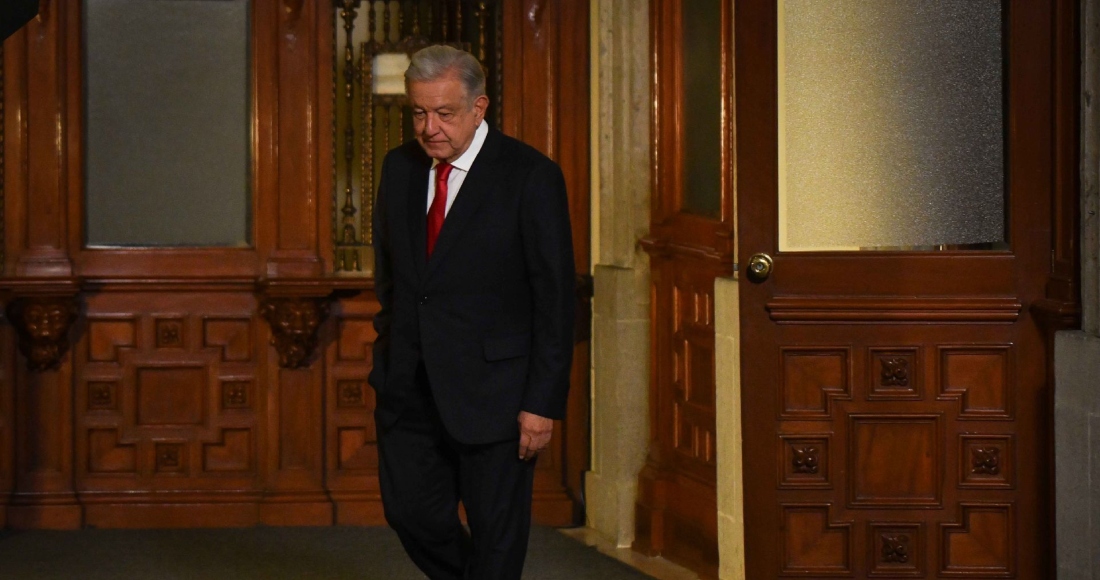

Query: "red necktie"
(426, 162), (453, 258)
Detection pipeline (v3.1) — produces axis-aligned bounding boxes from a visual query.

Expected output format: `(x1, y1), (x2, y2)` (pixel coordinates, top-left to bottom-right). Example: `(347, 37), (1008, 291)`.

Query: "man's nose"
(422, 114), (437, 134)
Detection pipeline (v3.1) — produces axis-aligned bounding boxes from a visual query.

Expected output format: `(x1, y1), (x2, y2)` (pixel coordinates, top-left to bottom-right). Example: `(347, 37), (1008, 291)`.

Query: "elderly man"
(369, 45), (575, 579)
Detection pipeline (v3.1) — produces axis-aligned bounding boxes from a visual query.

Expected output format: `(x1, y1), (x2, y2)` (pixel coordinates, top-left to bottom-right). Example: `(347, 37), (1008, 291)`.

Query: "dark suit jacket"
(369, 128), (575, 445)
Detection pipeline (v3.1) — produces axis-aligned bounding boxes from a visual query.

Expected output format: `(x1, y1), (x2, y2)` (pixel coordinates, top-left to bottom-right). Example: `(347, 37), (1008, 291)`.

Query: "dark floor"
(0, 525), (653, 579)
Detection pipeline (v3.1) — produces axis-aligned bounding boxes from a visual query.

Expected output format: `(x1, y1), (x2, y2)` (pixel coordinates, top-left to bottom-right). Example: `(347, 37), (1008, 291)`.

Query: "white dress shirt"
(426, 120), (489, 217)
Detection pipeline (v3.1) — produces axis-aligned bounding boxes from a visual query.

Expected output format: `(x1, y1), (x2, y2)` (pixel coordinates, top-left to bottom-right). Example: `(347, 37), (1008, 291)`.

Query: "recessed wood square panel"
(88, 429), (137, 474)
(336, 380), (367, 408)
(336, 319), (375, 362)
(203, 318), (252, 362)
(779, 435), (830, 488)
(685, 337), (715, 405)
(939, 347), (1013, 419)
(781, 505), (852, 576)
(849, 415), (942, 508)
(672, 283), (714, 330)
(868, 348), (921, 401)
(154, 443), (187, 474)
(221, 381), (251, 410)
(136, 367), (205, 426)
(940, 504), (1014, 577)
(869, 522), (924, 577)
(672, 348), (684, 396)
(674, 401), (715, 465)
(780, 348), (850, 418)
(88, 381), (118, 411)
(337, 427), (378, 471)
(88, 319), (137, 362)
(203, 429), (252, 473)
(155, 318), (186, 349)
(959, 435), (1015, 489)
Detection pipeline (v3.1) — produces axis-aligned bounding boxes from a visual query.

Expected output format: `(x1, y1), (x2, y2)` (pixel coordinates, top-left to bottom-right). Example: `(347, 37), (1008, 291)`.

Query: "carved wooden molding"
(880, 357), (909, 386)
(767, 297), (1022, 323)
(638, 236), (733, 264)
(6, 294), (79, 371)
(257, 277), (369, 368)
(792, 446), (820, 474)
(1029, 298), (1081, 330)
(971, 447), (1001, 475)
(881, 534), (910, 563)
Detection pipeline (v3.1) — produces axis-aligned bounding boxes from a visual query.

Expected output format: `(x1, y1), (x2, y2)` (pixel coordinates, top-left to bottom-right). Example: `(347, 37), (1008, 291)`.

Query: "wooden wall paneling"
(0, 324), (13, 527)
(324, 290), (384, 525)
(9, 3), (72, 278)
(261, 348), (328, 524)
(256, 0), (341, 526)
(0, 0), (580, 530)
(501, 0), (591, 526)
(255, 277), (366, 525)
(9, 329), (78, 528)
(73, 284), (266, 528)
(1, 34), (10, 528)
(3, 26), (21, 280)
(262, 0), (328, 278)
(1, 4), (80, 527)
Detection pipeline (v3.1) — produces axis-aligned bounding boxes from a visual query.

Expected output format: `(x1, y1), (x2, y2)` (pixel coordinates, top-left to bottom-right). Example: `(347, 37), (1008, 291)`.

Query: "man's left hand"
(518, 411), (553, 461)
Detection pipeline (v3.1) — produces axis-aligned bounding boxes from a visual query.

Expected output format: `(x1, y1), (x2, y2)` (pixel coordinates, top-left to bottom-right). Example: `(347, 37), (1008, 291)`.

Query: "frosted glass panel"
(85, 0), (250, 247)
(778, 1), (1005, 251)
(681, 0), (723, 218)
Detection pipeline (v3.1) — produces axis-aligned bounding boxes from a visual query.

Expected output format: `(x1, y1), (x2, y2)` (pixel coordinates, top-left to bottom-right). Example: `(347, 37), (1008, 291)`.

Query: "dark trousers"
(378, 365), (536, 580)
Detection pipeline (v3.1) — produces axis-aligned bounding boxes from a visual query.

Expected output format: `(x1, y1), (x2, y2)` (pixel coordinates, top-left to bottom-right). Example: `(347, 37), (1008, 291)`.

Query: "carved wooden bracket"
(6, 294), (78, 372)
(257, 277), (370, 369)
(260, 297), (330, 369)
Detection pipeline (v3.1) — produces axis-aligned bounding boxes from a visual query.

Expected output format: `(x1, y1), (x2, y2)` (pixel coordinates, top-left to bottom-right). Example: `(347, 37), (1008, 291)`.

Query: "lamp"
(371, 52), (411, 95)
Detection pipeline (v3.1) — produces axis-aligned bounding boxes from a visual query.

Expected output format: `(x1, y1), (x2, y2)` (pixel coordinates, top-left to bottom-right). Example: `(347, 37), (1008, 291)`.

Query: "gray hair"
(405, 45), (487, 102)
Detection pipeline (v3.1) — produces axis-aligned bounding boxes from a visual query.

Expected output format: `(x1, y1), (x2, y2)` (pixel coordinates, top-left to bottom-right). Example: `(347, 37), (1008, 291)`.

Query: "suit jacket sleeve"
(518, 159), (575, 419)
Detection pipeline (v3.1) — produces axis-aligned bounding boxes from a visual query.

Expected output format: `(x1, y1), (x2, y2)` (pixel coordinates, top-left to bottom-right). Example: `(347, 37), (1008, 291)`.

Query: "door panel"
(737, 1), (1070, 577)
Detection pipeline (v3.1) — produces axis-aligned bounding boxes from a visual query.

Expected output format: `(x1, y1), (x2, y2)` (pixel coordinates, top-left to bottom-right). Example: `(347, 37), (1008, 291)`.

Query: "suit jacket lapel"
(406, 150), (431, 282)
(425, 129), (502, 279)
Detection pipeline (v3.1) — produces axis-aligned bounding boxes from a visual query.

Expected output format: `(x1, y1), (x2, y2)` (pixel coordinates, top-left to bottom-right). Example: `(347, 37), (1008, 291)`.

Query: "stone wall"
(714, 277), (745, 580)
(585, 0), (653, 548)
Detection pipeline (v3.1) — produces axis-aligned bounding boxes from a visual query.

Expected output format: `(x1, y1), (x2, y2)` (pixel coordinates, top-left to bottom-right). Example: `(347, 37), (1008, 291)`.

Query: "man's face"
(407, 71), (488, 163)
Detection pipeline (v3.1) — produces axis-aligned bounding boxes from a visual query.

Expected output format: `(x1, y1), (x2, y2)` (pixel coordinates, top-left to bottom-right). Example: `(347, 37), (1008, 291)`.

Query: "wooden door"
(636, 0), (734, 575)
(736, 1), (1078, 578)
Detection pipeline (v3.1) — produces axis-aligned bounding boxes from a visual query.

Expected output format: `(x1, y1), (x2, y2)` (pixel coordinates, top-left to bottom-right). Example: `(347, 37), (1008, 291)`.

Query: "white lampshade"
(372, 53), (411, 95)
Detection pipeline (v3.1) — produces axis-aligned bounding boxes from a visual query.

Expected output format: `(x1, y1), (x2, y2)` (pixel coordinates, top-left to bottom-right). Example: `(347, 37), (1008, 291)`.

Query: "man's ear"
(473, 94), (489, 122)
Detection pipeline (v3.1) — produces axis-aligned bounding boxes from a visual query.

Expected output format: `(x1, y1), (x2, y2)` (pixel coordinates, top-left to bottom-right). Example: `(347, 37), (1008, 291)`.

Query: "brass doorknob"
(746, 253), (773, 282)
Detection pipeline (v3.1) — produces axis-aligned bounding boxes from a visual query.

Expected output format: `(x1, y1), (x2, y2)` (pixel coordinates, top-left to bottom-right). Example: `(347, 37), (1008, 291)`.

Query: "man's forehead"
(407, 75), (468, 107)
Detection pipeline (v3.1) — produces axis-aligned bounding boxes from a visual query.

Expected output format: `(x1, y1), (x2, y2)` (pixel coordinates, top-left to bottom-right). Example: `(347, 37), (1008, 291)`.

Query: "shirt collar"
(432, 120), (488, 173)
